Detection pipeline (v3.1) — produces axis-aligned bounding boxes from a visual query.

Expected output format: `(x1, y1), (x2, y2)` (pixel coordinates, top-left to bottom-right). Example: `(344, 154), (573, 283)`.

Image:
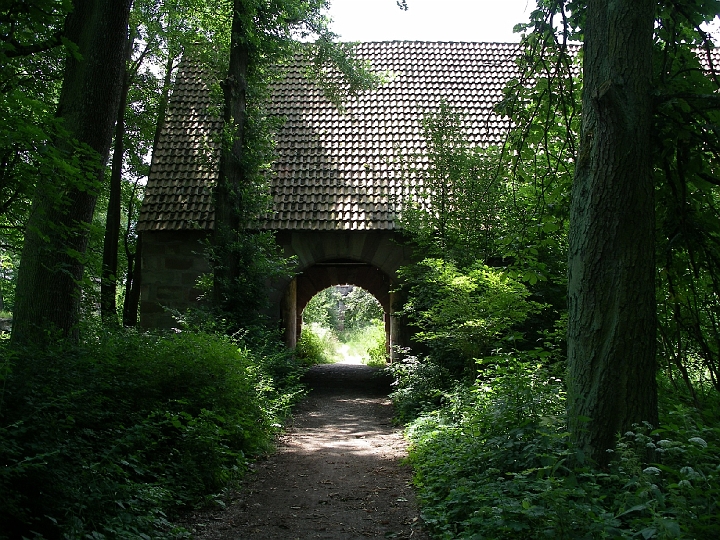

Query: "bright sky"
(326, 0), (534, 43)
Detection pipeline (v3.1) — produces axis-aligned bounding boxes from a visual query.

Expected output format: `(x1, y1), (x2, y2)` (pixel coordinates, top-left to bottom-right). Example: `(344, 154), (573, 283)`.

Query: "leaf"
(616, 503), (648, 518)
(639, 527), (657, 539)
(542, 221), (560, 233)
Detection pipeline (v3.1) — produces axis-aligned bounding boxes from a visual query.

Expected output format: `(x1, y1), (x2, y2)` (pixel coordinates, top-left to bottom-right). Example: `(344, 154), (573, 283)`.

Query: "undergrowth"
(295, 320), (387, 366)
(340, 321), (387, 366)
(0, 327), (305, 539)
(393, 355), (720, 539)
(295, 322), (338, 364)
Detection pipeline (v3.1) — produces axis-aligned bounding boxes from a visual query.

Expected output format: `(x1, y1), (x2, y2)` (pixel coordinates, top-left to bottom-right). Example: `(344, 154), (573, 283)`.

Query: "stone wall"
(140, 230), (211, 329)
(271, 230), (414, 352)
(138, 228), (415, 356)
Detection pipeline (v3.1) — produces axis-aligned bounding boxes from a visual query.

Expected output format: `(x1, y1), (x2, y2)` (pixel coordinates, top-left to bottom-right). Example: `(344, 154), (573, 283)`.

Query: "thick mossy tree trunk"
(11, 0), (133, 346)
(212, 0), (249, 309)
(567, 0), (658, 466)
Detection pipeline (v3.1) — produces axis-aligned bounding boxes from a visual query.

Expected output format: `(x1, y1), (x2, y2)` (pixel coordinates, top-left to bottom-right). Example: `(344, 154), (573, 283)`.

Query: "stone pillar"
(388, 290), (401, 362)
(384, 310), (391, 360)
(282, 277), (297, 348)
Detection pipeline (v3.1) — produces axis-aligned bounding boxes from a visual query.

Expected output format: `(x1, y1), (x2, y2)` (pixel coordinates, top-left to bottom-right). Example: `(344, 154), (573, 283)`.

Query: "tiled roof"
(138, 41), (526, 232)
(138, 65), (222, 231)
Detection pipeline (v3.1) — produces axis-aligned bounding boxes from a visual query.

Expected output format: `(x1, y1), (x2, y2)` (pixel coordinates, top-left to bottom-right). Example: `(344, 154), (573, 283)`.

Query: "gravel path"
(185, 363), (428, 539)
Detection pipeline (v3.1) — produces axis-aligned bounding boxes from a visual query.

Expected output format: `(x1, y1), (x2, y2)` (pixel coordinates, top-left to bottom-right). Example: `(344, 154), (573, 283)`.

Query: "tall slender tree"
(212, 0), (249, 308)
(567, 0), (658, 465)
(102, 0), (229, 325)
(210, 0), (384, 321)
(11, 0), (133, 345)
(100, 31), (144, 324)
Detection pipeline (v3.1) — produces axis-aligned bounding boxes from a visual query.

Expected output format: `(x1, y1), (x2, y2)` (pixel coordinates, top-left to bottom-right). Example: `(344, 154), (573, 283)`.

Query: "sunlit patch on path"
(335, 343), (365, 365)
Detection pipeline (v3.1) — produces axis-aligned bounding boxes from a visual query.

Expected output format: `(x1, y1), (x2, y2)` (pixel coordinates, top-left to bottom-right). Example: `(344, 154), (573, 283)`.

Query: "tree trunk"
(567, 0), (658, 466)
(122, 230), (142, 326)
(100, 32), (134, 325)
(212, 0), (249, 308)
(11, 0), (133, 346)
(122, 53), (175, 327)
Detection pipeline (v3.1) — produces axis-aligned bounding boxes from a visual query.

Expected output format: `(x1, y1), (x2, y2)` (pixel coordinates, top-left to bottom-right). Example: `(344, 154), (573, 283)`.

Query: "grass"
(340, 321), (387, 366)
(295, 322), (339, 364)
(295, 320), (388, 366)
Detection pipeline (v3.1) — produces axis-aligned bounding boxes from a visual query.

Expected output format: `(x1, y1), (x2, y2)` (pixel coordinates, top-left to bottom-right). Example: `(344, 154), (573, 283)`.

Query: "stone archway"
(270, 230), (413, 357)
(294, 260), (393, 356)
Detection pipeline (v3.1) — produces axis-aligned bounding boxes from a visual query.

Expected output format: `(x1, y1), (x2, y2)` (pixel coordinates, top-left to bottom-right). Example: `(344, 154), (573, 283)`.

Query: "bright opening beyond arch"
(298, 285), (387, 366)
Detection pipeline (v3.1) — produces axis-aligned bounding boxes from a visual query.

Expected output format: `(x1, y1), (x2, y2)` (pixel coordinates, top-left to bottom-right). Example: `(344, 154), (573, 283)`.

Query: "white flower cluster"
(688, 437), (708, 448)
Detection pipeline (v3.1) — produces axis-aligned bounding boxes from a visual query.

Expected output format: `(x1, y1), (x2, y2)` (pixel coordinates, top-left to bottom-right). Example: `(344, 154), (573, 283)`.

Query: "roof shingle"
(138, 41), (525, 232)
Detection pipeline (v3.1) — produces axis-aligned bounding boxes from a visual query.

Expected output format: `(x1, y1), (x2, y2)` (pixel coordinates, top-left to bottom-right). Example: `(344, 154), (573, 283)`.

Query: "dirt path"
(185, 363), (428, 539)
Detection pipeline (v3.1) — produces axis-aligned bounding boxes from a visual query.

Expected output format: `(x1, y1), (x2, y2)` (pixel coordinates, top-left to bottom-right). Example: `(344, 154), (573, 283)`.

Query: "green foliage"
(304, 39), (388, 110)
(341, 286), (383, 333)
(0, 89), (54, 256)
(366, 337), (388, 367)
(0, 327), (304, 539)
(303, 286), (343, 330)
(0, 252), (16, 313)
(386, 354), (453, 422)
(341, 320), (387, 366)
(297, 286), (387, 366)
(397, 258), (543, 375)
(295, 322), (338, 365)
(509, 0), (720, 403)
(304, 285), (383, 335)
(397, 101), (508, 267)
(652, 12), (720, 395)
(299, 287), (385, 365)
(389, 3), (720, 537)
(403, 361), (720, 539)
(210, 231), (296, 332)
(0, 45), (66, 261)
(496, 15), (580, 287)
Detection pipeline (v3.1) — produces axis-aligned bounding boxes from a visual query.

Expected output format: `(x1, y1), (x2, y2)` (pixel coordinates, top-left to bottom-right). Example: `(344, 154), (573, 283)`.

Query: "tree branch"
(3, 31), (63, 58)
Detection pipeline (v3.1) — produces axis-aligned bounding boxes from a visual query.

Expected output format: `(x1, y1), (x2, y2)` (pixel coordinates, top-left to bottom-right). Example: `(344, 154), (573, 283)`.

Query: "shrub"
(0, 328), (304, 539)
(387, 353), (453, 422)
(396, 258), (543, 376)
(403, 358), (720, 539)
(295, 322), (338, 365)
(366, 335), (388, 367)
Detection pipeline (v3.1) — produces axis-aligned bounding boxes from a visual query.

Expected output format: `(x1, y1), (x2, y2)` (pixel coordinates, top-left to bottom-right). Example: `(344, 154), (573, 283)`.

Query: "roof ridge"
(348, 40), (524, 45)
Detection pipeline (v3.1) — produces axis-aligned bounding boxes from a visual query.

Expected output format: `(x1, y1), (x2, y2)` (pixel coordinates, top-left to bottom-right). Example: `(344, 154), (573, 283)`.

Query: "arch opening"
(300, 285), (386, 365)
(280, 258), (402, 360)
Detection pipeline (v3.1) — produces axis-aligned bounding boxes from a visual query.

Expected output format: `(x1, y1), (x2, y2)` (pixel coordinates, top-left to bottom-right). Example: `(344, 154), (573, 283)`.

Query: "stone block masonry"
(140, 230), (211, 329)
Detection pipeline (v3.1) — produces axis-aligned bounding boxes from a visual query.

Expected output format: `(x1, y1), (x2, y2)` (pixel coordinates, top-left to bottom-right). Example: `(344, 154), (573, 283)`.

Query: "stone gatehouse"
(136, 41), (522, 350)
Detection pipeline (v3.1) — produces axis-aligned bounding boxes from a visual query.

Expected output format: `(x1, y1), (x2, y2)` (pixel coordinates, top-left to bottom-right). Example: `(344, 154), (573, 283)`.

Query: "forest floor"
(181, 359), (429, 540)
